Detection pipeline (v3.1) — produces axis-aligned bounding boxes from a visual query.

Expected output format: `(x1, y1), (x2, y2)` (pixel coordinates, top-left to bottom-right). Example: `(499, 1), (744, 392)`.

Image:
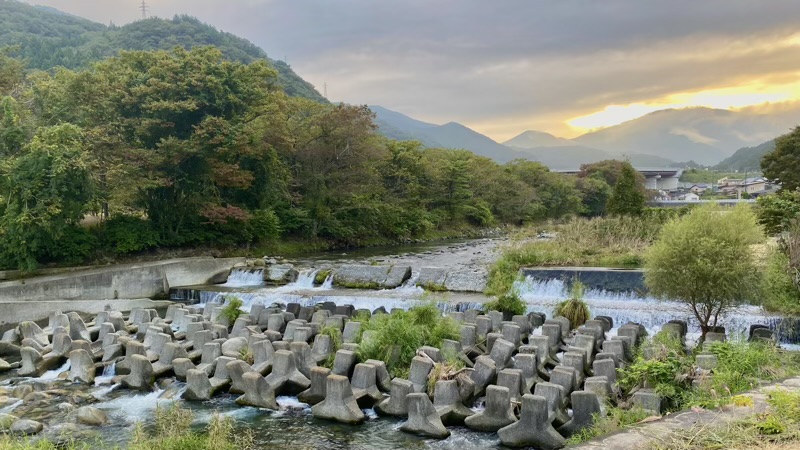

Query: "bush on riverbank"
(553, 280), (591, 329)
(571, 336), (800, 444)
(356, 303), (460, 376)
(483, 290), (527, 317)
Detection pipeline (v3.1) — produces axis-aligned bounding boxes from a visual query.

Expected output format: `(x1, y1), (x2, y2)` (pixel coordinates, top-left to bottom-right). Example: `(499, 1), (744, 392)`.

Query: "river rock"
(332, 264), (411, 289)
(221, 337), (248, 358)
(265, 264), (299, 284)
(10, 419), (43, 436)
(443, 270), (487, 292)
(76, 406), (107, 426)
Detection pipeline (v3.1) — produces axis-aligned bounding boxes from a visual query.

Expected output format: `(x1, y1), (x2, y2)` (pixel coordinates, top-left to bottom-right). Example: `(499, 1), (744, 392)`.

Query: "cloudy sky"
(22, 0), (800, 140)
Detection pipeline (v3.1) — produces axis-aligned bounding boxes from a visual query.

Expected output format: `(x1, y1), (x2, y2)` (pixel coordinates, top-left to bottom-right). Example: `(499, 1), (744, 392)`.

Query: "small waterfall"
(223, 268), (266, 287)
(320, 273), (334, 289)
(95, 388), (171, 422)
(389, 272), (424, 295)
(94, 361), (117, 386)
(0, 399), (22, 414)
(288, 269), (319, 289)
(37, 360), (71, 381)
(515, 276), (797, 344)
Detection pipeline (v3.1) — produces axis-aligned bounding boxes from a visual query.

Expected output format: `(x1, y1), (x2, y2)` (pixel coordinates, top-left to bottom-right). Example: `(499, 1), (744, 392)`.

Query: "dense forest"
(0, 0), (326, 102)
(0, 44), (642, 270)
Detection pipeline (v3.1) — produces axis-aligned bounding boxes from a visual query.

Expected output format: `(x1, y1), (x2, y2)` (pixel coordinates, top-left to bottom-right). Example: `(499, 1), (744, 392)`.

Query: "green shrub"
(484, 290), (527, 316)
(553, 279), (590, 329)
(357, 303), (459, 376)
(756, 190), (800, 235)
(319, 325), (343, 369)
(221, 297), (244, 324)
(619, 333), (692, 409)
(99, 214), (160, 255)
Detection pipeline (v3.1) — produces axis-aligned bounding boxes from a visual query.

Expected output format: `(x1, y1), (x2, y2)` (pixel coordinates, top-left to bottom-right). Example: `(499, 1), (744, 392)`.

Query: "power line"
(140, 0), (149, 19)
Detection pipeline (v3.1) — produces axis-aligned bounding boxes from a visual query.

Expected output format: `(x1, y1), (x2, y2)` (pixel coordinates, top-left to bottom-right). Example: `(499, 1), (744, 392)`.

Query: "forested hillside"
(715, 139), (775, 172)
(0, 47), (631, 271)
(0, 0), (325, 102)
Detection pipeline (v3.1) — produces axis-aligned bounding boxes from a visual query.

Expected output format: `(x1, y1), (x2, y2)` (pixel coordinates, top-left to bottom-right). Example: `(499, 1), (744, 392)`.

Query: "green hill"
(0, 0), (325, 102)
(714, 139), (775, 171)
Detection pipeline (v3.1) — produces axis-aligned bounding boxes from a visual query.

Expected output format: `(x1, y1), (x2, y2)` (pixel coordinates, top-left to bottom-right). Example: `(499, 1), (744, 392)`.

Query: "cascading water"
(94, 361), (117, 386)
(222, 268), (266, 287)
(514, 276), (796, 344)
(36, 360), (71, 381)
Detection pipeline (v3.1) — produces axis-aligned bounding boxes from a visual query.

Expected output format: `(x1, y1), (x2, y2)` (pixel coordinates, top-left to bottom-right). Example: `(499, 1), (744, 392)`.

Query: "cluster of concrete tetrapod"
(1, 301), (778, 448)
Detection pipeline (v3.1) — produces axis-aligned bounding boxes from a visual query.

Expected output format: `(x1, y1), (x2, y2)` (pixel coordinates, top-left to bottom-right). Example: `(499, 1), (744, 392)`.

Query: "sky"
(22, 0), (800, 140)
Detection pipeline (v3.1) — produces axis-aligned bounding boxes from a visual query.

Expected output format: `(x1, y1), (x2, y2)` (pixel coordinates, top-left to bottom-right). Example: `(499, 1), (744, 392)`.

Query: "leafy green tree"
(756, 190), (800, 234)
(644, 204), (763, 339)
(607, 163), (645, 216)
(762, 126), (800, 191)
(0, 97), (27, 156)
(576, 173), (612, 217)
(0, 49), (24, 95)
(0, 124), (94, 270)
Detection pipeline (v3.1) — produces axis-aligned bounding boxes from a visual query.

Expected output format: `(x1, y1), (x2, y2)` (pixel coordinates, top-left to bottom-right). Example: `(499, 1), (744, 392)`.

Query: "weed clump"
(484, 289), (527, 317)
(553, 279), (590, 329)
(357, 303), (459, 376)
(221, 296), (244, 324)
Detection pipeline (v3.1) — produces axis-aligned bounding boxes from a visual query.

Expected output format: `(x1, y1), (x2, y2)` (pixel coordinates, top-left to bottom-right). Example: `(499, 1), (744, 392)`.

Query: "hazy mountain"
(573, 107), (799, 165)
(421, 122), (529, 162)
(0, 0), (325, 102)
(504, 130), (573, 148)
(715, 139), (775, 171)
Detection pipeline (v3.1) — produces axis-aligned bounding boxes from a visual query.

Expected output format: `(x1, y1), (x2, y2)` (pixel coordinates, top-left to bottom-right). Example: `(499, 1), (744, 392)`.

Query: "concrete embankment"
(0, 257), (242, 331)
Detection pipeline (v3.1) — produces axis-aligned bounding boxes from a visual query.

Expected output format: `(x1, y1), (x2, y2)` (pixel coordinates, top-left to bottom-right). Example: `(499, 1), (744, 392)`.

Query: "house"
(738, 177), (767, 195)
(689, 184), (710, 194)
(717, 177), (743, 188)
(682, 192), (701, 201)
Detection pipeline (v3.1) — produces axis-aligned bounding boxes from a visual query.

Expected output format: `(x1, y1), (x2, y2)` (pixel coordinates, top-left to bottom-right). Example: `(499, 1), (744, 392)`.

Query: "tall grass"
(487, 215), (666, 295)
(553, 279), (590, 329)
(357, 303), (460, 376)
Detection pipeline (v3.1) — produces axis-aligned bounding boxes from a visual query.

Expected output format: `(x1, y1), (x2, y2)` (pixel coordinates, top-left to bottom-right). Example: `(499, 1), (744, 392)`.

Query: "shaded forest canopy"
(0, 0), (326, 102)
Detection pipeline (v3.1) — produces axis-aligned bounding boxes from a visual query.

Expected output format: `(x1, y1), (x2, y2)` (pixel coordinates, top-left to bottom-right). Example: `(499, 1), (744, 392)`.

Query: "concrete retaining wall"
(0, 257), (243, 302)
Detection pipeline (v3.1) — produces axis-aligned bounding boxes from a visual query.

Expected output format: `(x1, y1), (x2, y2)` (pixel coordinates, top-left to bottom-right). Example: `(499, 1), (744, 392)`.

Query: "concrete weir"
(0, 257), (241, 332)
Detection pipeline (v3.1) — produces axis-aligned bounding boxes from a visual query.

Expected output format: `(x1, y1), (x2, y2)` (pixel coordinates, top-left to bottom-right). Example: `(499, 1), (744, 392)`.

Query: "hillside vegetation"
(0, 0), (325, 102)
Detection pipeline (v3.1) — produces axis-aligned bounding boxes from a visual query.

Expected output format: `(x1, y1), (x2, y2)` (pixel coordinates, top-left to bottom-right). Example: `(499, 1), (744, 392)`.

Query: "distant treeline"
(0, 47), (643, 270)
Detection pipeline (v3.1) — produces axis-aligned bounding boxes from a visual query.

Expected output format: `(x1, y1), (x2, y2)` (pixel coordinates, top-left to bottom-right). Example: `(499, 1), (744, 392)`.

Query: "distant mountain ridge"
(0, 0), (326, 102)
(715, 139), (775, 171)
(371, 104), (799, 168)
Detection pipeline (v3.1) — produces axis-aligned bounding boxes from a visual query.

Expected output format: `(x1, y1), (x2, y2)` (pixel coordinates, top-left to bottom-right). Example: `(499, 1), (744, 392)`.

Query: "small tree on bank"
(607, 163), (645, 216)
(644, 204), (763, 340)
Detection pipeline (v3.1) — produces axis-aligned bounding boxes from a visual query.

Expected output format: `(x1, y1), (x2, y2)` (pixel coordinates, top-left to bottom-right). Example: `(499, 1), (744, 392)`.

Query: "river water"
(9, 237), (799, 448)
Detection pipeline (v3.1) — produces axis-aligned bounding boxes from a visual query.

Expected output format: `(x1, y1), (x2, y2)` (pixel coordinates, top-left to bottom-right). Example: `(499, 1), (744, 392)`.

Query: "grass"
(318, 325), (343, 369)
(483, 290), (527, 316)
(553, 279), (591, 329)
(486, 215), (664, 295)
(221, 297), (244, 324)
(566, 407), (653, 444)
(356, 303), (460, 376)
(649, 389), (800, 450)
(0, 404), (253, 450)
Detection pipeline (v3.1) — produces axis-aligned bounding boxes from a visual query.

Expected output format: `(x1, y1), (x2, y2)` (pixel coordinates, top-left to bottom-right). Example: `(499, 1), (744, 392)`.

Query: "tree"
(607, 163), (645, 216)
(0, 124), (94, 270)
(576, 173), (611, 217)
(762, 126), (800, 191)
(644, 204), (763, 340)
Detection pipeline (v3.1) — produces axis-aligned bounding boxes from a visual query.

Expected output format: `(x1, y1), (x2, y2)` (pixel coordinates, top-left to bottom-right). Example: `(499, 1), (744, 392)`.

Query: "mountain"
(715, 139), (775, 171)
(504, 130), (573, 148)
(573, 107), (799, 165)
(0, 0), (325, 102)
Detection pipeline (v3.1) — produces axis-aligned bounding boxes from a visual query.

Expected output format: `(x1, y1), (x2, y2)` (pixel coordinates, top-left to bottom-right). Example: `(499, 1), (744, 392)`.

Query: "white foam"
(223, 269), (266, 287)
(36, 360), (71, 381)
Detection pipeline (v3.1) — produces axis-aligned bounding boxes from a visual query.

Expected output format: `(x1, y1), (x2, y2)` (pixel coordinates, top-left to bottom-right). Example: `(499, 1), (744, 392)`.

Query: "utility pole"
(140, 0), (148, 19)
(324, 82), (328, 99)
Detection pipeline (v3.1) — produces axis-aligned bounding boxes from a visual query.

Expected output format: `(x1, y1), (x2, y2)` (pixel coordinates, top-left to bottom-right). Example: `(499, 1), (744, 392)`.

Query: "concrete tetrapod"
(535, 382), (570, 428)
(400, 393), (450, 439)
(433, 379), (474, 425)
(226, 359), (254, 395)
(464, 385), (517, 432)
(184, 369), (214, 401)
(298, 366), (331, 405)
(408, 356), (434, 393)
(265, 350), (310, 395)
(311, 374), (366, 424)
(68, 349), (96, 384)
(122, 354), (155, 391)
(235, 372), (279, 410)
(498, 394), (566, 449)
(558, 390), (603, 438)
(374, 378), (413, 417)
(350, 363), (383, 408)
